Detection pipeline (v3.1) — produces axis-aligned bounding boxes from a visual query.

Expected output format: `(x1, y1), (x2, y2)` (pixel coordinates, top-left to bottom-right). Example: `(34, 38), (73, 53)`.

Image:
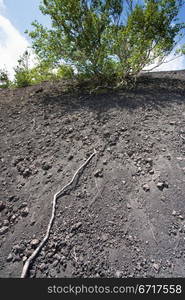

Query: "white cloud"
(144, 52), (185, 72)
(0, 14), (31, 79)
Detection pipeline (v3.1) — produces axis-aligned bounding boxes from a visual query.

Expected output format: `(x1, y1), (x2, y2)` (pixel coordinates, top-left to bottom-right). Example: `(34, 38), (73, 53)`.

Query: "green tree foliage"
(26, 0), (185, 85)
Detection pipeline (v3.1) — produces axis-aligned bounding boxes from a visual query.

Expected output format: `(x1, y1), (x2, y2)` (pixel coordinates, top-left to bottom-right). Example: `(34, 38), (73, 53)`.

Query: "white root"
(21, 149), (97, 278)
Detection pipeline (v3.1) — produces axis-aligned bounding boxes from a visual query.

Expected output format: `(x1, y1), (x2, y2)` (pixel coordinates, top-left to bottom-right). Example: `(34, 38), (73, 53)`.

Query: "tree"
(27, 0), (185, 85)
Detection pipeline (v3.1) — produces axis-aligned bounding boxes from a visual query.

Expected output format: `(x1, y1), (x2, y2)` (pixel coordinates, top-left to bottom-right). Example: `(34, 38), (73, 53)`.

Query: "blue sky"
(0, 0), (185, 78)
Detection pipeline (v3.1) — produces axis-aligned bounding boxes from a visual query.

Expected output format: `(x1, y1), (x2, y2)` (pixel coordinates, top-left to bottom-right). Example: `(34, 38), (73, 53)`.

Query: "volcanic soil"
(0, 71), (185, 278)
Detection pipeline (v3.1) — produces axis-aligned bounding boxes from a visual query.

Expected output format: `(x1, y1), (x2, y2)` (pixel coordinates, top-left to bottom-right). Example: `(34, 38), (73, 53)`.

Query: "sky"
(0, 0), (185, 79)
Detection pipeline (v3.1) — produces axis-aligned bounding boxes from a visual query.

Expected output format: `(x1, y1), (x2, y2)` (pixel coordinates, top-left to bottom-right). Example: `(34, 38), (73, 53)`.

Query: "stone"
(115, 270), (122, 278)
(0, 226), (9, 235)
(71, 222), (82, 232)
(39, 263), (47, 271)
(30, 239), (40, 248)
(23, 168), (31, 177)
(143, 183), (150, 192)
(153, 263), (160, 272)
(0, 201), (5, 212)
(68, 154), (73, 161)
(157, 181), (168, 190)
(6, 253), (13, 262)
(8, 195), (19, 202)
(42, 162), (51, 170)
(149, 169), (154, 174)
(21, 207), (29, 217)
(94, 169), (103, 178)
(126, 203), (132, 209)
(3, 220), (9, 226)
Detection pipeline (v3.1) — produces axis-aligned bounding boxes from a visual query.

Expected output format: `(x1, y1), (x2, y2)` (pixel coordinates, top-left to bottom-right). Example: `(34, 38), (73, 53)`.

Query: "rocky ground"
(0, 71), (185, 278)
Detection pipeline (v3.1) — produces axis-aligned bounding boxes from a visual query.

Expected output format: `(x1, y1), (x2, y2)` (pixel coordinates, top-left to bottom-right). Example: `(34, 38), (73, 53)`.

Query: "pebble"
(126, 203), (132, 209)
(52, 260), (59, 267)
(3, 220), (9, 226)
(39, 263), (47, 271)
(23, 168), (31, 177)
(68, 154), (73, 161)
(42, 162), (51, 170)
(0, 201), (5, 212)
(157, 181), (168, 190)
(0, 226), (9, 235)
(71, 222), (82, 232)
(149, 169), (154, 174)
(115, 270), (122, 278)
(21, 207), (29, 217)
(153, 263), (160, 272)
(143, 183), (150, 192)
(30, 239), (40, 248)
(94, 169), (103, 177)
(172, 210), (177, 216)
(6, 253), (13, 262)
(53, 254), (61, 261)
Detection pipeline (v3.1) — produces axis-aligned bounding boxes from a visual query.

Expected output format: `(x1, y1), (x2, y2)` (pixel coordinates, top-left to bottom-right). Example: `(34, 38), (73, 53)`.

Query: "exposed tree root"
(21, 149), (97, 278)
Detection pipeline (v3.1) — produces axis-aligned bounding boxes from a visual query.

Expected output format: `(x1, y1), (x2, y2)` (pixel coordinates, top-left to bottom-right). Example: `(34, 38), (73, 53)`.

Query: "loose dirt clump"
(0, 71), (185, 278)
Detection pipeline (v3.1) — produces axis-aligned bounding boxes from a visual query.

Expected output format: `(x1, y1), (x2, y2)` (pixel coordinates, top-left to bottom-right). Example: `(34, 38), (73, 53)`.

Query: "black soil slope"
(0, 71), (185, 278)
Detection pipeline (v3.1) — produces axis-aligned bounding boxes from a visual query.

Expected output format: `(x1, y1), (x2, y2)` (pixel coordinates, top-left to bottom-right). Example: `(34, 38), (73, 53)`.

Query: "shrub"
(14, 51), (32, 87)
(0, 68), (10, 88)
(56, 64), (74, 79)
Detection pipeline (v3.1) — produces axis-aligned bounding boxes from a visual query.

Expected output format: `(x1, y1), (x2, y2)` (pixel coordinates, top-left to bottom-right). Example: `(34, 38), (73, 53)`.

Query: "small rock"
(30, 239), (40, 248)
(149, 169), (154, 174)
(42, 162), (51, 171)
(23, 168), (31, 178)
(53, 253), (61, 261)
(143, 183), (150, 192)
(22, 256), (27, 263)
(126, 203), (132, 209)
(0, 226), (9, 235)
(0, 201), (5, 212)
(71, 222), (82, 232)
(153, 263), (160, 272)
(145, 158), (153, 165)
(115, 270), (122, 278)
(6, 253), (13, 262)
(21, 207), (29, 217)
(157, 182), (163, 190)
(52, 260), (58, 267)
(39, 263), (47, 271)
(101, 234), (109, 241)
(169, 121), (176, 125)
(172, 210), (177, 216)
(11, 214), (17, 222)
(35, 87), (43, 93)
(68, 154), (73, 161)
(3, 220), (9, 226)
(13, 244), (25, 254)
(8, 195), (19, 202)
(94, 169), (103, 178)
(19, 202), (27, 209)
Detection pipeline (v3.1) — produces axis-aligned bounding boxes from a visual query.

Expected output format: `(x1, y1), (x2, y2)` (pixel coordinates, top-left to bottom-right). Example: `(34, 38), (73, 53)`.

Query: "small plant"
(14, 51), (32, 87)
(0, 68), (10, 88)
(56, 64), (74, 79)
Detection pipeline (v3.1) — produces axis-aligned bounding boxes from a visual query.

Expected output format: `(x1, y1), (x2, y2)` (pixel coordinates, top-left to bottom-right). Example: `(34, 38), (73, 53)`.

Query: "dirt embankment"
(0, 71), (185, 278)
